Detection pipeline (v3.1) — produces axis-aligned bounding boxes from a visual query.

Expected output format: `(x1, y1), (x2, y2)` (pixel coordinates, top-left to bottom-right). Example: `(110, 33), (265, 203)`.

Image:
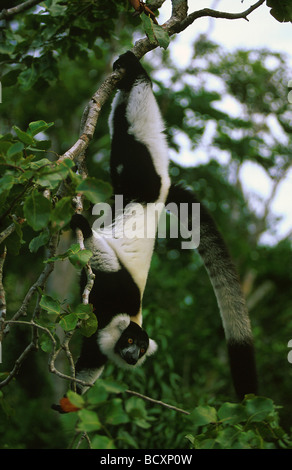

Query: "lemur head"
(98, 314), (157, 369)
(113, 51), (151, 91)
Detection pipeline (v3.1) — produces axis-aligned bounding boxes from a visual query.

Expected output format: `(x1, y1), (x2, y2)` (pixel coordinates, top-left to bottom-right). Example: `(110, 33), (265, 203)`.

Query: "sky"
(158, 0), (292, 244)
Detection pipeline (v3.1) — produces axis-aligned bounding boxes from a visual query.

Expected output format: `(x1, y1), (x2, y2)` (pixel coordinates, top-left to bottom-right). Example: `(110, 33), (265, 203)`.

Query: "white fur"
(85, 230), (121, 272)
(98, 314), (158, 369)
(106, 203), (162, 293)
(107, 79), (171, 292)
(108, 80), (171, 203)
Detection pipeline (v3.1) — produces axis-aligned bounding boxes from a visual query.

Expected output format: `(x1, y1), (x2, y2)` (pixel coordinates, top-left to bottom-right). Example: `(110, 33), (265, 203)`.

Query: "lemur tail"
(166, 184), (257, 400)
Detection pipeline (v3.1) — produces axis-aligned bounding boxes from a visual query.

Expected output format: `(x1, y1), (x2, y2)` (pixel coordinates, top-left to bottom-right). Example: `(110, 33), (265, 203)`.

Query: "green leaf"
(104, 398), (129, 426)
(189, 405), (217, 426)
(51, 197), (74, 230)
(87, 381), (109, 405)
(0, 174), (15, 194)
(44, 243), (82, 263)
(124, 396), (151, 428)
(76, 177), (112, 204)
(267, 0), (292, 22)
(69, 249), (92, 269)
(91, 435), (116, 450)
(141, 12), (156, 45)
(18, 65), (38, 90)
(79, 308), (98, 337)
(39, 333), (53, 353)
(29, 229), (50, 253)
(245, 396), (275, 422)
(33, 140), (51, 150)
(152, 24), (170, 50)
(7, 142), (24, 157)
(59, 313), (78, 331)
(77, 409), (102, 432)
(140, 13), (170, 49)
(117, 430), (138, 449)
(23, 190), (52, 231)
(25, 158), (52, 170)
(28, 120), (54, 136)
(1, 69), (20, 87)
(67, 390), (85, 409)
(40, 294), (61, 315)
(218, 402), (248, 425)
(73, 303), (92, 320)
(13, 126), (34, 145)
(102, 379), (127, 395)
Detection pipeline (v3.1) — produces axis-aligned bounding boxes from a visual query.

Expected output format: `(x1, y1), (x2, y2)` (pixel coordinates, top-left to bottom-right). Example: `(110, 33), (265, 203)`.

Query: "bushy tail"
(166, 184), (257, 400)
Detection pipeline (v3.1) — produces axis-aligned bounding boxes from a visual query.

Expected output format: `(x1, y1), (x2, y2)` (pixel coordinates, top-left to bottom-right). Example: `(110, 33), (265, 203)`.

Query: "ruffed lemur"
(71, 51), (257, 400)
(70, 51), (170, 394)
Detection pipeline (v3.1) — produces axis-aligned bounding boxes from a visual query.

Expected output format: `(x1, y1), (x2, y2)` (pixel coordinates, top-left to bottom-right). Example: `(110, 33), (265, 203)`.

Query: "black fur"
(113, 50), (151, 91)
(110, 52), (162, 205)
(80, 264), (141, 330)
(71, 214), (142, 384)
(110, 101), (162, 205)
(227, 341), (257, 400)
(167, 184), (258, 399)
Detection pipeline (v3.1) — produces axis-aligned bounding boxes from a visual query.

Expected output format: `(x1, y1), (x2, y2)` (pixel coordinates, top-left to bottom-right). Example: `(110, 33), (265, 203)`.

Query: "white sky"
(158, 0), (292, 244)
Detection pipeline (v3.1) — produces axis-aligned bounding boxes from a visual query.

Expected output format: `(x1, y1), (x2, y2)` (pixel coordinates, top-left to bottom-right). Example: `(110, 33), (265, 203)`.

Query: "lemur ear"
(147, 338), (158, 356)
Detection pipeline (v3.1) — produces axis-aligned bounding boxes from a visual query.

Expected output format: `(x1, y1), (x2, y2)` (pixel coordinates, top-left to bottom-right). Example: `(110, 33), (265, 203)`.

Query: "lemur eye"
(140, 348), (145, 354)
(128, 338), (133, 344)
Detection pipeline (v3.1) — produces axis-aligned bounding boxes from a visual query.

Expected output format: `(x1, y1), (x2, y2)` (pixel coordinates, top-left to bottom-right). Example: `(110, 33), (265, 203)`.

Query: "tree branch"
(0, 319), (92, 390)
(176, 0), (266, 34)
(0, 217), (25, 245)
(4, 233), (59, 331)
(55, 0), (265, 168)
(125, 389), (190, 415)
(0, 0), (267, 398)
(0, 0), (40, 20)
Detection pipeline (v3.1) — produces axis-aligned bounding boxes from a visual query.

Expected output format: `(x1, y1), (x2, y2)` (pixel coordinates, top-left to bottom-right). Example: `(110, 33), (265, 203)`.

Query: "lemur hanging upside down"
(69, 51), (257, 400)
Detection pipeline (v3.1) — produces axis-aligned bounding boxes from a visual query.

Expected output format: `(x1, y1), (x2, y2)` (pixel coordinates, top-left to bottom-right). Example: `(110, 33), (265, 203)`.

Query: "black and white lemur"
(70, 51), (257, 400)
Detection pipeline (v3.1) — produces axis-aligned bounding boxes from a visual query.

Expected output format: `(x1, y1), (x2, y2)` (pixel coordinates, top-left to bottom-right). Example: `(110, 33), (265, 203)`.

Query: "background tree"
(0, 0), (292, 449)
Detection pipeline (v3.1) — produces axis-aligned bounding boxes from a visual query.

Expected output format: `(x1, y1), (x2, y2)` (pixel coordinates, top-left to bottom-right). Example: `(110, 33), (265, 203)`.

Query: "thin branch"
(0, 0), (41, 20)
(125, 389), (190, 415)
(56, 0), (265, 168)
(1, 320), (92, 390)
(0, 0), (266, 397)
(175, 0), (266, 34)
(5, 233), (59, 331)
(0, 217), (25, 245)
(0, 320), (38, 389)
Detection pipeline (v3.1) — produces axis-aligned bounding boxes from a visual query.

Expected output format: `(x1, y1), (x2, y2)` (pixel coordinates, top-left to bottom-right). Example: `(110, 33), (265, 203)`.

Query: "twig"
(55, 0), (265, 168)
(75, 432), (92, 449)
(0, 0), (41, 20)
(1, 319), (92, 390)
(0, 217), (25, 245)
(125, 389), (190, 415)
(5, 233), (59, 329)
(175, 0), (266, 34)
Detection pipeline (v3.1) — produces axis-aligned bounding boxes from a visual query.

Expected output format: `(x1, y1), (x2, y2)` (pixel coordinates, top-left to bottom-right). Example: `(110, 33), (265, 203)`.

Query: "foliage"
(0, 121), (112, 251)
(0, 0), (132, 90)
(267, 0), (292, 23)
(186, 396), (292, 449)
(57, 384), (292, 449)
